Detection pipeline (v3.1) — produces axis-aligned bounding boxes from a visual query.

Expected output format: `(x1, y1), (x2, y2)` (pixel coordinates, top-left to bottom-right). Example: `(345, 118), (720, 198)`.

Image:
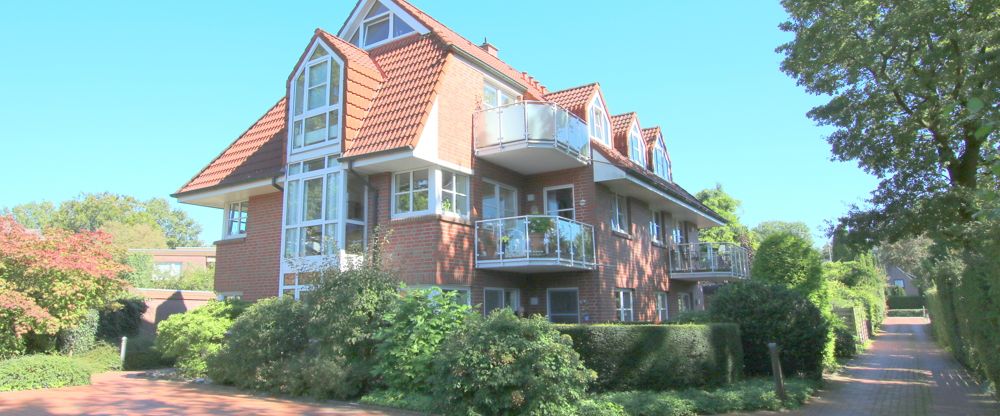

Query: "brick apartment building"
(173, 0), (749, 323)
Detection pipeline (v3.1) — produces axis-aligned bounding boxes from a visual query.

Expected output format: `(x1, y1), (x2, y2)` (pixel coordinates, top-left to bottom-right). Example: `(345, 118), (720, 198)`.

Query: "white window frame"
(628, 123), (647, 166)
(482, 179), (518, 220)
(543, 184), (575, 220)
(679, 292), (693, 312)
(484, 287), (520, 315)
(439, 170), (470, 217)
(656, 292), (669, 322)
(611, 193), (628, 234)
(589, 95), (612, 146)
(482, 82), (518, 109)
(224, 200), (248, 238)
(216, 292), (243, 301)
(547, 287), (580, 324)
(347, 1), (418, 50)
(154, 262), (183, 279)
(615, 288), (635, 322)
(392, 168), (433, 218)
(649, 210), (664, 244)
(282, 157), (343, 260)
(653, 139), (671, 181)
(289, 42), (344, 156)
(893, 279), (905, 288)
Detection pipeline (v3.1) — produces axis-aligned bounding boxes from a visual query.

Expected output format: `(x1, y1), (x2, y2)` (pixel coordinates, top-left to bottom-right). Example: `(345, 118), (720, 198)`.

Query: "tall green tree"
(753, 220), (813, 246)
(778, 0), (999, 244)
(1, 202), (57, 230)
(695, 184), (757, 259)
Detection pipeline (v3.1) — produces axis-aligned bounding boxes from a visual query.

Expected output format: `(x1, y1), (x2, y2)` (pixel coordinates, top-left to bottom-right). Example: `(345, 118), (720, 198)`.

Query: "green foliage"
(575, 399), (629, 416)
(140, 265), (215, 291)
(154, 300), (247, 377)
(257, 353), (366, 400)
(598, 377), (818, 416)
(119, 253), (154, 287)
(97, 296), (148, 340)
(752, 233), (825, 297)
(825, 255), (888, 334)
(57, 309), (99, 355)
(709, 281), (828, 379)
(208, 297), (309, 389)
(670, 310), (712, 324)
(101, 221), (168, 249)
(431, 310), (595, 416)
(830, 304), (867, 358)
(887, 309), (926, 317)
(753, 221), (813, 246)
(123, 336), (173, 370)
(74, 342), (123, 373)
(877, 236), (933, 280)
(0, 355), (91, 392)
(886, 286), (906, 297)
(360, 390), (436, 413)
(887, 296), (924, 310)
(372, 288), (471, 393)
(694, 185), (756, 251)
(557, 324), (742, 391)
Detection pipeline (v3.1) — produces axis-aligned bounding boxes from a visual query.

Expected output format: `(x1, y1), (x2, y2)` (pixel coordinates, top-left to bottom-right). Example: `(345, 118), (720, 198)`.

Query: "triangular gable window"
(310, 47), (328, 60)
(652, 135), (671, 181)
(366, 2), (389, 18)
(628, 123), (647, 167)
(347, 0), (418, 49)
(589, 95), (611, 146)
(393, 15), (414, 37)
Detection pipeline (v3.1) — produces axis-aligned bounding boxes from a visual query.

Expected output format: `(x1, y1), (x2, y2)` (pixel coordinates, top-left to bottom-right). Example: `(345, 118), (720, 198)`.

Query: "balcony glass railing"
(473, 101), (590, 161)
(475, 215), (596, 270)
(669, 242), (750, 278)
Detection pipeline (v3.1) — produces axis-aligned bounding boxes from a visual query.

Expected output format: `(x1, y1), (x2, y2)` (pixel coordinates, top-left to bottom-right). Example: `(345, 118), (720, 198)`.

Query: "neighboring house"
(129, 247), (216, 278)
(886, 265), (920, 296)
(172, 0), (748, 323)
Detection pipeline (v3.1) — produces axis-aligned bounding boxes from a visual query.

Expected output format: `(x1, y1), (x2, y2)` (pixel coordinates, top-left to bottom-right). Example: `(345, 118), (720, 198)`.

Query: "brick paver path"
(756, 316), (999, 416)
(0, 371), (413, 415)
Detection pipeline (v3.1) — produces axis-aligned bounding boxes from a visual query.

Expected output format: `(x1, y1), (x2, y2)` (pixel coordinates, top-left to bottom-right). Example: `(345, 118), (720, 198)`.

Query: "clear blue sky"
(0, 0), (877, 245)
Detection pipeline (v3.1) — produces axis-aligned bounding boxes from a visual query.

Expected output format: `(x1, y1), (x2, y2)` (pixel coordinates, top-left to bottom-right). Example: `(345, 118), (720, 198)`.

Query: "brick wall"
(133, 288), (214, 337)
(214, 191), (283, 300)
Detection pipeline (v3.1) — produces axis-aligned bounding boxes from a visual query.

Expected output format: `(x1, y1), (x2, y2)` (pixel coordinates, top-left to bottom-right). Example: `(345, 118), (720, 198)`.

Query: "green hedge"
(58, 310), (99, 355)
(557, 323), (742, 392)
(887, 296), (924, 310)
(598, 377), (817, 416)
(98, 296), (148, 340)
(887, 309), (926, 317)
(0, 355), (91, 391)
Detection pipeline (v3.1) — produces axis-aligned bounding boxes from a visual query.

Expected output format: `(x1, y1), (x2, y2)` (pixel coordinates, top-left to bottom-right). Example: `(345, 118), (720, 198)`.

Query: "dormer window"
(627, 124), (646, 166)
(290, 43), (342, 152)
(589, 95), (611, 146)
(653, 138), (671, 181)
(348, 1), (416, 49)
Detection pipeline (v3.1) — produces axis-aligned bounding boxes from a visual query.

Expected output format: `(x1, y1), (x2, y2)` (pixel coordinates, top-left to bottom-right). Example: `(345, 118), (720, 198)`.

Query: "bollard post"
(120, 336), (128, 366)
(768, 342), (787, 401)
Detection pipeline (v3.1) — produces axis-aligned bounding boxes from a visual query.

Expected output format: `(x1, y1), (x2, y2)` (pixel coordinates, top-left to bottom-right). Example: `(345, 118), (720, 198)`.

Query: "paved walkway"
(753, 316), (999, 416)
(0, 371), (412, 415)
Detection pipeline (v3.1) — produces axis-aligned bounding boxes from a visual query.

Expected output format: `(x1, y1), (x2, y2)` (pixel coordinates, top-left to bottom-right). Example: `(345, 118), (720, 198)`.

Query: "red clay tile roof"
(593, 144), (722, 223)
(342, 34), (449, 157)
(641, 126), (661, 144)
(313, 30), (387, 148)
(544, 83), (599, 119)
(610, 112), (638, 157)
(174, 99), (287, 195)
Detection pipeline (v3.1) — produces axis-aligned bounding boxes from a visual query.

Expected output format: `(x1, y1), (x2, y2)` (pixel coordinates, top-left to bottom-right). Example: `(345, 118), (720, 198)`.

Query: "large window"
(283, 157), (341, 258)
(291, 44), (342, 152)
(672, 220), (690, 245)
(656, 292), (669, 322)
(482, 83), (517, 109)
(482, 180), (517, 219)
(649, 210), (664, 243)
(653, 143), (671, 181)
(548, 288), (580, 323)
(484, 288), (519, 315)
(628, 124), (647, 166)
(347, 1), (416, 48)
(225, 201), (248, 237)
(589, 95), (611, 146)
(545, 186), (575, 220)
(615, 288), (635, 322)
(440, 170), (470, 216)
(611, 193), (629, 233)
(393, 169), (430, 215)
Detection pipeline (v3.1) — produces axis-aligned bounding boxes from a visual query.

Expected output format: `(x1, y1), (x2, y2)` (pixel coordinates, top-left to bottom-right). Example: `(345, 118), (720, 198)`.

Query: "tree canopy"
(778, 0), (999, 244)
(753, 221), (813, 246)
(2, 193), (202, 248)
(695, 184), (752, 242)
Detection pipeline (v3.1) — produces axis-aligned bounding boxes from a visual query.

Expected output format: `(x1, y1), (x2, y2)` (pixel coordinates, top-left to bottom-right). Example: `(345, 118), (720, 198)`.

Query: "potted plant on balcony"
(527, 217), (554, 256)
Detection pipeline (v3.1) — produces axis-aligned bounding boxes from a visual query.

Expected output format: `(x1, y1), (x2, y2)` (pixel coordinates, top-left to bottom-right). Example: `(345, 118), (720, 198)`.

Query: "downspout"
(347, 160), (379, 229)
(271, 172), (284, 192)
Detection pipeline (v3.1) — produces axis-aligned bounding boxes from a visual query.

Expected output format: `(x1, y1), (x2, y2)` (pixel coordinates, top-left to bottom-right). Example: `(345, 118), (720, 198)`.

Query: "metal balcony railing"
(669, 242), (750, 279)
(473, 101), (590, 163)
(475, 215), (596, 271)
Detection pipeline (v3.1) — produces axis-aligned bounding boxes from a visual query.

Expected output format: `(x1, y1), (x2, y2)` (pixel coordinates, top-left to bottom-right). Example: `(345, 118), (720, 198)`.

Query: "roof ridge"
(544, 82), (599, 96)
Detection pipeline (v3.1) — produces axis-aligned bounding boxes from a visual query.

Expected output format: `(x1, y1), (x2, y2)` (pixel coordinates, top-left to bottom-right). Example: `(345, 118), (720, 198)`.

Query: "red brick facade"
(213, 192), (282, 301)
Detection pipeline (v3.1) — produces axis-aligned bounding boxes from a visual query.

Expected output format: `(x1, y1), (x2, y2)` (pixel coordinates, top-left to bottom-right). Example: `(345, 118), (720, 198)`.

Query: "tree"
(752, 232), (825, 299)
(778, 0), (999, 245)
(753, 221), (813, 246)
(876, 235), (933, 276)
(100, 221), (168, 250)
(694, 184), (758, 260)
(0, 202), (57, 230)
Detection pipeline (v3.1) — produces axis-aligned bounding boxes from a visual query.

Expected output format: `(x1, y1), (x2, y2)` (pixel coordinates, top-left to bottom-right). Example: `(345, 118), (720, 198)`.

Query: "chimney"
(480, 38), (498, 57)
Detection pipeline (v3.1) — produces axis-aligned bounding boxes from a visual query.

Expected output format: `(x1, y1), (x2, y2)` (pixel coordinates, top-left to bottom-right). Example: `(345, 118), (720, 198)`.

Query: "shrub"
(360, 390), (436, 413)
(154, 300), (247, 377)
(831, 305), (867, 358)
(887, 295), (924, 310)
(887, 309), (925, 317)
(372, 288), (470, 393)
(671, 310), (712, 324)
(431, 310), (595, 415)
(208, 297), (309, 389)
(74, 342), (123, 373)
(123, 336), (172, 370)
(97, 296), (148, 340)
(752, 232), (825, 299)
(0, 355), (91, 391)
(709, 281), (828, 379)
(886, 286), (906, 297)
(258, 353), (367, 400)
(0, 281), (58, 359)
(557, 324), (742, 391)
(575, 399), (628, 416)
(57, 309), (99, 355)
(598, 377), (817, 416)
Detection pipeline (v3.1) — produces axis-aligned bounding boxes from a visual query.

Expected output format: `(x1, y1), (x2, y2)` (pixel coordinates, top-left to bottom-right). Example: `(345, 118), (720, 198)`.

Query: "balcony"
(473, 101), (591, 175)
(475, 215), (596, 272)
(669, 242), (750, 281)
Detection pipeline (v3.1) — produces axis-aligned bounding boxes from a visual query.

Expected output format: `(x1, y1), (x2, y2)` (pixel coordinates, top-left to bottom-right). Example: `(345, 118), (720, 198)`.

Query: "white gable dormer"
(588, 94), (612, 147)
(627, 121), (646, 167)
(652, 133), (671, 182)
(339, 0), (428, 49)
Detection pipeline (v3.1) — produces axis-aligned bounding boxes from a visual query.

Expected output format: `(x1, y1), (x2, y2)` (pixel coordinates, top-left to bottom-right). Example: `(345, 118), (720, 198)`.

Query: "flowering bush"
(0, 216), (127, 358)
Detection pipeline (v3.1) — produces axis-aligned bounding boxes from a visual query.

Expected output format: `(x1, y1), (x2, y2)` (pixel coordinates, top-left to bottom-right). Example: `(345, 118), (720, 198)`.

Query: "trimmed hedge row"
(887, 309), (925, 317)
(887, 296), (924, 310)
(557, 323), (742, 392)
(0, 355), (91, 392)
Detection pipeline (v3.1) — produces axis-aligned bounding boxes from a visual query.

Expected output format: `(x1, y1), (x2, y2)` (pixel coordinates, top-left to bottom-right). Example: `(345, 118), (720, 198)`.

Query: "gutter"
(271, 172), (284, 192)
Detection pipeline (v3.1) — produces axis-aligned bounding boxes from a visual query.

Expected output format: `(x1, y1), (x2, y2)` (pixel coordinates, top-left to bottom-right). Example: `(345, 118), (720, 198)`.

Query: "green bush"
(0, 355), (91, 391)
(887, 296), (924, 310)
(752, 232), (825, 301)
(97, 296), (148, 340)
(58, 309), (99, 355)
(670, 310), (712, 324)
(831, 306), (867, 358)
(123, 336), (173, 370)
(360, 389), (436, 413)
(557, 323), (742, 391)
(372, 288), (470, 393)
(155, 300), (247, 377)
(208, 297), (309, 389)
(886, 286), (906, 297)
(257, 353), (367, 400)
(709, 281), (828, 379)
(598, 377), (817, 416)
(575, 399), (628, 416)
(887, 309), (925, 317)
(74, 342), (122, 373)
(431, 309), (595, 415)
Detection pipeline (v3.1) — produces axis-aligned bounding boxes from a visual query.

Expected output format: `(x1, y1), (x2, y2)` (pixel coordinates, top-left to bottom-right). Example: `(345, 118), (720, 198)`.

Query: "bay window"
(393, 169), (430, 215)
(290, 44), (342, 152)
(225, 201), (248, 237)
(615, 288), (635, 322)
(283, 157), (340, 258)
(628, 124), (646, 166)
(392, 168), (471, 218)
